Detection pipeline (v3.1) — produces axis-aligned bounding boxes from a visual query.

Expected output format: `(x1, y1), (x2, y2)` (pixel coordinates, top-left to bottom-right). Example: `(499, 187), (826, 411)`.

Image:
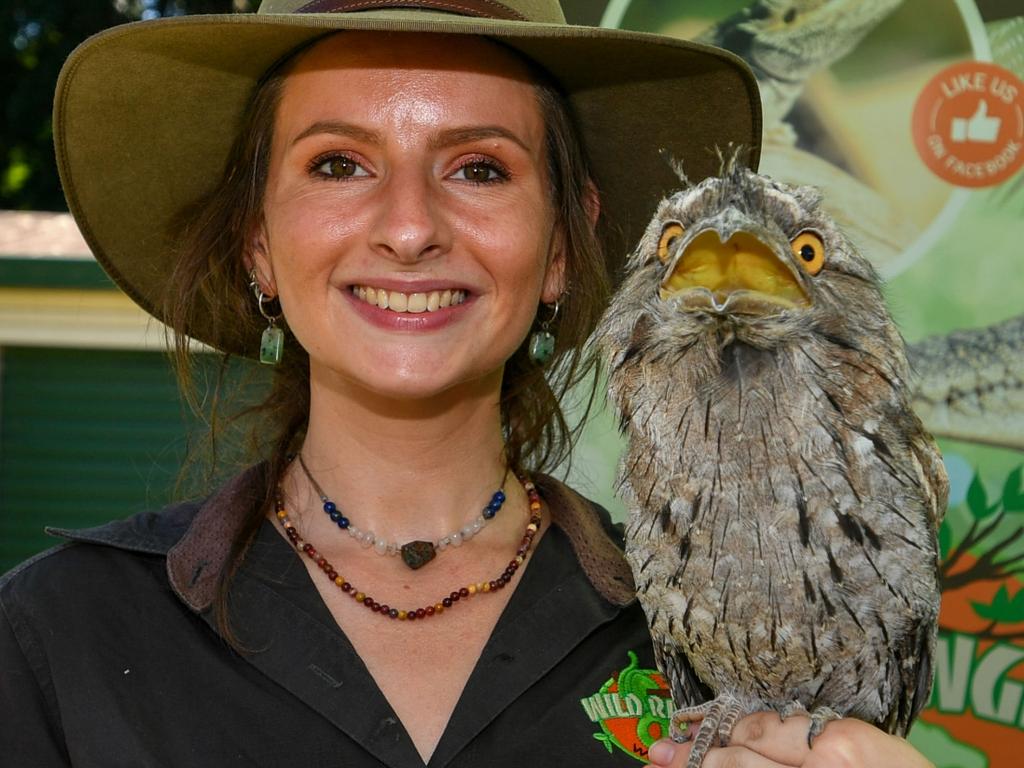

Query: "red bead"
(459, 587), (469, 598)
(341, 582), (352, 592)
(450, 591), (460, 602)
(489, 581), (497, 590)
(363, 596), (373, 607)
(371, 601), (381, 612)
(426, 606), (435, 616)
(415, 608), (426, 618)
(407, 611), (417, 621)
(326, 569), (337, 580)
(442, 597), (453, 607)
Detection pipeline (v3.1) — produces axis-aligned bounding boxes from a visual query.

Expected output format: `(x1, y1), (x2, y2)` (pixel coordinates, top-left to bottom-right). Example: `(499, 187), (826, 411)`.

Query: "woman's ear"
(541, 178), (600, 303)
(245, 222), (277, 296)
(540, 248), (566, 304)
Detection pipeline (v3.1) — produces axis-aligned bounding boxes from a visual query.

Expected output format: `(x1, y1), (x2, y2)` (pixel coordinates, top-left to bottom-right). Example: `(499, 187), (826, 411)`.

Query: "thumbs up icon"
(950, 99), (1001, 143)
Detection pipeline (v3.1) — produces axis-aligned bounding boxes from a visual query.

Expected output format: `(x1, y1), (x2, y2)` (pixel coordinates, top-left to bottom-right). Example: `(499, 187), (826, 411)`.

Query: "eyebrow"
(429, 126), (532, 154)
(291, 120), (380, 146)
(290, 121), (532, 154)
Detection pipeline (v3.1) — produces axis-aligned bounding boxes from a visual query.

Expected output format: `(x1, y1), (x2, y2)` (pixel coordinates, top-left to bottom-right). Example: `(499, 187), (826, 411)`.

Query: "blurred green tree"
(2, 0), (258, 212)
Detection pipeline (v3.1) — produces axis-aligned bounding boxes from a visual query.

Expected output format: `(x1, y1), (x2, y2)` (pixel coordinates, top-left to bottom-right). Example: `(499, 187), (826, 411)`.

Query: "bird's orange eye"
(791, 231), (825, 275)
(658, 223), (685, 263)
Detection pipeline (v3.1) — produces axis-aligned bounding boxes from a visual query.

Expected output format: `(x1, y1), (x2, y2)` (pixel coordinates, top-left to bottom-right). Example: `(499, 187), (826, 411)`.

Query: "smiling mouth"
(351, 285), (468, 313)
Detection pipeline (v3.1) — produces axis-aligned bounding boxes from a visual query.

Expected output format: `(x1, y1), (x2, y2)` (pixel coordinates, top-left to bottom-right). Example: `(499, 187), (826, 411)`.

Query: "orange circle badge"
(912, 61), (1024, 188)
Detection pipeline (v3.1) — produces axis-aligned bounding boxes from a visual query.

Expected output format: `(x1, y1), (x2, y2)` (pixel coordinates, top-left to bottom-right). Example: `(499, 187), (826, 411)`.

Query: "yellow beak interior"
(659, 231), (810, 308)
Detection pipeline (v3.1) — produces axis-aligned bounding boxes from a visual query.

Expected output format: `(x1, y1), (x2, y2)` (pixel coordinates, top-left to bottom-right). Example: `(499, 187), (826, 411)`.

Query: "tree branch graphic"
(939, 466), (1024, 635)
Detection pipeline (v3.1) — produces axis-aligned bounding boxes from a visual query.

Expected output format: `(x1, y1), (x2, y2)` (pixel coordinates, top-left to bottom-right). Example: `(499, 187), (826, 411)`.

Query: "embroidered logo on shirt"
(579, 651), (674, 763)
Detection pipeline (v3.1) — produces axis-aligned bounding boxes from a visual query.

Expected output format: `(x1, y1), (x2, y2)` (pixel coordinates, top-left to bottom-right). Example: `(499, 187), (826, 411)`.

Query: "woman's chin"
(310, 356), (503, 408)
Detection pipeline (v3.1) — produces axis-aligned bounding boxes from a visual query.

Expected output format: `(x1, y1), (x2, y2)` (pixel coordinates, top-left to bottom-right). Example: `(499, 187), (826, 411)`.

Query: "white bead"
(450, 532), (463, 547)
(461, 524), (474, 539)
(374, 539), (388, 555)
(471, 518), (484, 533)
(361, 531), (375, 548)
(438, 537), (449, 550)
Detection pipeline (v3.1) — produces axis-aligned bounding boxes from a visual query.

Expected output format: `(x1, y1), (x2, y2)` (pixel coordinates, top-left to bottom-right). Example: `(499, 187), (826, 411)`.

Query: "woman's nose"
(367, 166), (451, 263)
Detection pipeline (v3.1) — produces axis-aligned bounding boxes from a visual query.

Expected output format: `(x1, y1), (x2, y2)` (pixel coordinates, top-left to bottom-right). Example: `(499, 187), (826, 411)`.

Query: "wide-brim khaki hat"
(54, 0), (762, 356)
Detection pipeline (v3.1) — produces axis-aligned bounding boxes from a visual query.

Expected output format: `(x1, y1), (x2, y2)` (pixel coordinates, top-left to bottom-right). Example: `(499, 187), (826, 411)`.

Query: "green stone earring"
(250, 269), (284, 365)
(528, 298), (560, 366)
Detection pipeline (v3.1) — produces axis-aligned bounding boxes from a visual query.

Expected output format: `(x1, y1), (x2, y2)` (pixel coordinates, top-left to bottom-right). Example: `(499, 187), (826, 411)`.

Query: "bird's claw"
(671, 694), (745, 768)
(807, 706), (842, 748)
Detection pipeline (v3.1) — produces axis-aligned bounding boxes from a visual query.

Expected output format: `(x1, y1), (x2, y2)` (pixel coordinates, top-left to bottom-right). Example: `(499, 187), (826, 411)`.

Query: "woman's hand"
(646, 712), (935, 768)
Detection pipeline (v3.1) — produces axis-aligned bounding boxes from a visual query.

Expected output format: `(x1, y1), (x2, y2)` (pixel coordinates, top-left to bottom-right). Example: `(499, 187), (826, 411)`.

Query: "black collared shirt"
(1, 469), (675, 767)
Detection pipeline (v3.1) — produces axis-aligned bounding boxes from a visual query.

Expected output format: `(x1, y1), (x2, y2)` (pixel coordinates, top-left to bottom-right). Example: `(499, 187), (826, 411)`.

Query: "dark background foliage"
(2, 0), (260, 211)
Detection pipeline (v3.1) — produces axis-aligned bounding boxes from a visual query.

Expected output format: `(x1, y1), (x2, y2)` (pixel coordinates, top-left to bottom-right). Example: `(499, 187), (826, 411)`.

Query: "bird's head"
(612, 154), (884, 354)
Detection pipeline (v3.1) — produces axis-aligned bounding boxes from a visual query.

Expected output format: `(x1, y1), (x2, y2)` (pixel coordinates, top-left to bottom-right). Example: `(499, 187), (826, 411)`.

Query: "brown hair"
(163, 34), (609, 640)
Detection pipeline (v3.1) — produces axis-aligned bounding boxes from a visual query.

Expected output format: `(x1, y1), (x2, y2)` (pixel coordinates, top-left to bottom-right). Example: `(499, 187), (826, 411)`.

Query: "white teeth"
(352, 285), (467, 313)
(388, 291), (408, 312)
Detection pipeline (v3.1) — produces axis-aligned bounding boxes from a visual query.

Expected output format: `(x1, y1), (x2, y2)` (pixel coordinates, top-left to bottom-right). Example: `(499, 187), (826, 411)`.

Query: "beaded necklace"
(296, 453), (509, 570)
(274, 476), (543, 621)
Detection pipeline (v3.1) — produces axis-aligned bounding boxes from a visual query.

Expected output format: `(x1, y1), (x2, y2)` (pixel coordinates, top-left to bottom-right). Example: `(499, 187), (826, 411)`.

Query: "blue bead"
(482, 508), (496, 520)
(338, 517), (350, 529)
(494, 491), (506, 503)
(324, 501), (337, 514)
(329, 510), (342, 522)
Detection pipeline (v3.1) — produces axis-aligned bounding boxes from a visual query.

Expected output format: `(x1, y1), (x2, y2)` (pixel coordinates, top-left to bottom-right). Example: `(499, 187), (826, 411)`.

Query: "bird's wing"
(908, 421), (949, 532)
(656, 643), (714, 709)
(880, 603), (938, 737)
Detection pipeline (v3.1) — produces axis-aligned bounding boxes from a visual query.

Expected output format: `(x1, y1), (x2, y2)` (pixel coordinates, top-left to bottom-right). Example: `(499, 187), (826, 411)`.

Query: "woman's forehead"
(287, 31), (537, 89)
(275, 32), (545, 142)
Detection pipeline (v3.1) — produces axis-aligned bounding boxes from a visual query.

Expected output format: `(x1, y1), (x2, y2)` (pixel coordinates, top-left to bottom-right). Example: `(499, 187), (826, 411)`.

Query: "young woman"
(1, 2), (934, 766)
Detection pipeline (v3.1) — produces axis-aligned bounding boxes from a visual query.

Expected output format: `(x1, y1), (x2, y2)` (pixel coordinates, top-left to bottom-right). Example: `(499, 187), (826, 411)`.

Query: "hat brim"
(55, 12), (762, 356)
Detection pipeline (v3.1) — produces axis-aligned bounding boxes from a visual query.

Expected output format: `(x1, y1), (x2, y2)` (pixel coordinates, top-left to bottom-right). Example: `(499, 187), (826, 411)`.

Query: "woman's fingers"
(728, 711), (814, 764)
(648, 737), (796, 768)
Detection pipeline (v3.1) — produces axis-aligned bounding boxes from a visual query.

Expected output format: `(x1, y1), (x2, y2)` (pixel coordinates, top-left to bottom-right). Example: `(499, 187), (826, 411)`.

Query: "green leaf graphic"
(966, 472), (998, 519)
(593, 732), (615, 754)
(1002, 466), (1024, 512)
(938, 518), (952, 558)
(970, 584), (1024, 623)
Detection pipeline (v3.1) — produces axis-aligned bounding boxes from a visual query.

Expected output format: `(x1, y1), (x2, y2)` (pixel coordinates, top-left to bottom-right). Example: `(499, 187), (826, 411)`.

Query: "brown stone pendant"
(400, 540), (436, 570)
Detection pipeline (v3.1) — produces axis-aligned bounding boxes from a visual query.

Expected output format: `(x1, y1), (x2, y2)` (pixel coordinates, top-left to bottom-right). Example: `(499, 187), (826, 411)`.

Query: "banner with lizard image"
(563, 1), (1024, 765)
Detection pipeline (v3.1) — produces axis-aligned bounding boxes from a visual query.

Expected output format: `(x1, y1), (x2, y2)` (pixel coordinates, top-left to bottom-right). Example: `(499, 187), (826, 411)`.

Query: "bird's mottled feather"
(594, 157), (945, 759)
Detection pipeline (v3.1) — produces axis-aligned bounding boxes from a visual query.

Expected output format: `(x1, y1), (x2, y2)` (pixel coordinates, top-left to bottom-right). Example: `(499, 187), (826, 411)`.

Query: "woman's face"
(252, 32), (564, 403)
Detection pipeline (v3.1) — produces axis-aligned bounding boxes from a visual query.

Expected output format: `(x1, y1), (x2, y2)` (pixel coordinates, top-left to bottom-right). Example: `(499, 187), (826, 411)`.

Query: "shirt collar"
(48, 462), (636, 612)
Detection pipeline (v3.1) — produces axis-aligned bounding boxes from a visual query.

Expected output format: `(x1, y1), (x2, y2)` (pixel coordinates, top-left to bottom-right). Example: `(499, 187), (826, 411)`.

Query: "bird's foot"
(670, 693), (744, 768)
(779, 700), (809, 721)
(807, 706), (842, 747)
(779, 701), (843, 747)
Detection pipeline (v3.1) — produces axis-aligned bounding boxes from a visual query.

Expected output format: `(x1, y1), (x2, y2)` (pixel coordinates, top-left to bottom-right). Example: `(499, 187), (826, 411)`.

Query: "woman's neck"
(291, 368), (513, 541)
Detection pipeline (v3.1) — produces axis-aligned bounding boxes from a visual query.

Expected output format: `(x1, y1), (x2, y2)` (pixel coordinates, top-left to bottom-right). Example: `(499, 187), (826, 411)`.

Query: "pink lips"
(345, 286), (471, 331)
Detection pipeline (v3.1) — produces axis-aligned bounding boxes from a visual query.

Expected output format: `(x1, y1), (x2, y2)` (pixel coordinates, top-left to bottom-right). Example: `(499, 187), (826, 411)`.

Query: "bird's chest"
(620, 384), (932, 699)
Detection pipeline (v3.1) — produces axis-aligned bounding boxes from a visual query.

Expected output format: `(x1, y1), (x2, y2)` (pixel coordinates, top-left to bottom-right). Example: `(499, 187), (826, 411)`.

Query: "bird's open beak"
(659, 230), (810, 313)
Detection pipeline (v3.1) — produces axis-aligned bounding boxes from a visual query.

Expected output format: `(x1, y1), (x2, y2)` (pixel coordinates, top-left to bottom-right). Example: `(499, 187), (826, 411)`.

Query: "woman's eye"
(452, 161), (506, 183)
(313, 155), (368, 179)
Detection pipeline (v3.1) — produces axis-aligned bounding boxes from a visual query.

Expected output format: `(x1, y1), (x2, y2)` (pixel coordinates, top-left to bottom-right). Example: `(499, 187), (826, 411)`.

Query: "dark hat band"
(295, 0), (526, 20)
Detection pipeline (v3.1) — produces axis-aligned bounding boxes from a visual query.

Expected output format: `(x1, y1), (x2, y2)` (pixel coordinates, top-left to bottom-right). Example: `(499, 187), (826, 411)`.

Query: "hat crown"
(256, 0), (565, 23)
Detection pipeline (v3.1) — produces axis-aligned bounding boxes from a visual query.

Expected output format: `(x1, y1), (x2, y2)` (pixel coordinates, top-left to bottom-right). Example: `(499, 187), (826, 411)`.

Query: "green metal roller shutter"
(0, 347), (262, 573)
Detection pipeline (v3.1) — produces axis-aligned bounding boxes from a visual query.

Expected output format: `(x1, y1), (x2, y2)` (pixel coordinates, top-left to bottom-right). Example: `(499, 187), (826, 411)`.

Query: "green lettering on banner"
(934, 633), (976, 714)
(972, 644), (1024, 725)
